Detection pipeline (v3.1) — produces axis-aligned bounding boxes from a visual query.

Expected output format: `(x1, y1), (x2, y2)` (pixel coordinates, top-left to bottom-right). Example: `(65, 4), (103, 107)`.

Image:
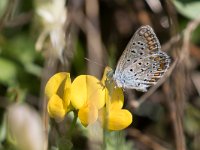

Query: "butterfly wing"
(114, 25), (161, 76)
(113, 25), (170, 91)
(120, 51), (170, 91)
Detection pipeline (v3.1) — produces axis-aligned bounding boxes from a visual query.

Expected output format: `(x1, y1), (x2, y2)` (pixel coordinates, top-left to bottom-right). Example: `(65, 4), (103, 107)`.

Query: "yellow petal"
(47, 94), (66, 122)
(109, 88), (124, 110)
(99, 108), (132, 131)
(71, 75), (105, 109)
(101, 67), (124, 109)
(104, 86), (124, 110)
(78, 104), (98, 126)
(63, 73), (71, 108)
(70, 75), (87, 109)
(45, 72), (70, 98)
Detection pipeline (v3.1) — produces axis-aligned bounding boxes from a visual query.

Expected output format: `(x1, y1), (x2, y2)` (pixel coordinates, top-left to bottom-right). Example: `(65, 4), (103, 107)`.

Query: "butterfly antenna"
(84, 57), (105, 68)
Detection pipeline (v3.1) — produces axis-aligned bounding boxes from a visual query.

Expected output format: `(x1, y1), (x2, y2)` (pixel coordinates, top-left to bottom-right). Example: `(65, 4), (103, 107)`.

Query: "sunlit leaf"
(173, 0), (200, 19)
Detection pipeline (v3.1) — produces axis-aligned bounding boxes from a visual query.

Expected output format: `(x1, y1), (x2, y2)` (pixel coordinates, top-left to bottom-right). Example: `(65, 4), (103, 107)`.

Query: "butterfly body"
(112, 25), (170, 92)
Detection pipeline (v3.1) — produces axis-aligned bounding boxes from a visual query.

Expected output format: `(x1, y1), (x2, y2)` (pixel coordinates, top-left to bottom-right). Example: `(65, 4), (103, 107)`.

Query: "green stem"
(68, 111), (78, 138)
(103, 128), (107, 150)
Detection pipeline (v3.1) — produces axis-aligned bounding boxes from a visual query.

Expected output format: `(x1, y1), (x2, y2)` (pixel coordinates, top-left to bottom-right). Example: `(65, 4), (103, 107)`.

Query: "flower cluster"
(45, 67), (132, 130)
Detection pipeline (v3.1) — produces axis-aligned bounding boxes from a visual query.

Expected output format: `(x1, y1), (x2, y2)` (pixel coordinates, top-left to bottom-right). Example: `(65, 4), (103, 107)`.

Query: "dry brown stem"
(85, 0), (103, 78)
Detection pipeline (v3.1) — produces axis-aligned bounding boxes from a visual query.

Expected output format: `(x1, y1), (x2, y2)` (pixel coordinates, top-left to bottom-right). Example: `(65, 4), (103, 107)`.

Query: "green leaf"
(0, 58), (19, 86)
(0, 0), (7, 18)
(104, 131), (134, 150)
(0, 114), (6, 143)
(2, 34), (36, 65)
(1, 34), (43, 77)
(173, 0), (200, 19)
(184, 104), (200, 135)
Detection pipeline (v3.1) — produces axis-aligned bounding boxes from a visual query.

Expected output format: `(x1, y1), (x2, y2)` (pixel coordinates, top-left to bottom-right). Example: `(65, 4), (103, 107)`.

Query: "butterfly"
(111, 25), (171, 92)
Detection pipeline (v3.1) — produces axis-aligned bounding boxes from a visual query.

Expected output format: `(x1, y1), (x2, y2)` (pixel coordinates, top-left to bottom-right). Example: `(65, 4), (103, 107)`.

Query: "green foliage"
(0, 0), (200, 150)
(0, 34), (43, 97)
(173, 0), (200, 19)
(104, 131), (135, 150)
(184, 104), (200, 135)
(0, 0), (7, 18)
(0, 58), (19, 86)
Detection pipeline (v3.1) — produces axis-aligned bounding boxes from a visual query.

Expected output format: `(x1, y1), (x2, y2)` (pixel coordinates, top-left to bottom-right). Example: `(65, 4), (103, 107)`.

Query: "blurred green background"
(0, 0), (200, 150)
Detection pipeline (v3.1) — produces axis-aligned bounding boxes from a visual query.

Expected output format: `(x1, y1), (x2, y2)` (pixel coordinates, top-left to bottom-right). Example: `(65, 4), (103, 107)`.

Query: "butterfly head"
(104, 68), (123, 89)
(106, 69), (114, 80)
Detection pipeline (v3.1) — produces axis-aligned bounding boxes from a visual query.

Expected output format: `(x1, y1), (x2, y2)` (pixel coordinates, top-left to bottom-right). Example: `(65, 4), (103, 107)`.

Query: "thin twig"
(0, 0), (17, 30)
(85, 0), (104, 78)
(180, 16), (200, 63)
(169, 15), (200, 150)
(4, 12), (32, 27)
(162, 33), (181, 52)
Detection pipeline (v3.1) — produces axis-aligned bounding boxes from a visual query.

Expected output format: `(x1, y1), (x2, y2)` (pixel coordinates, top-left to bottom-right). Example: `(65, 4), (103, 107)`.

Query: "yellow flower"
(78, 104), (98, 126)
(47, 94), (66, 122)
(99, 67), (132, 130)
(45, 67), (132, 130)
(70, 75), (105, 126)
(45, 72), (71, 121)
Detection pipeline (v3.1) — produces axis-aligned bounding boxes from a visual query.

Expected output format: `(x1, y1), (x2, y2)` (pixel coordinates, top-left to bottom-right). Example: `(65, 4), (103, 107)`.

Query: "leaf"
(2, 34), (36, 64)
(1, 34), (43, 76)
(0, 0), (7, 18)
(0, 114), (6, 143)
(173, 0), (200, 19)
(184, 104), (200, 135)
(0, 58), (19, 85)
(105, 131), (134, 150)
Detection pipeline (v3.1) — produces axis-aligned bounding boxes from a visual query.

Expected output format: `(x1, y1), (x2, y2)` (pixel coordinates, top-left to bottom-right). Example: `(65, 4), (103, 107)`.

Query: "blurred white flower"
(35, 0), (67, 62)
(7, 103), (45, 150)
